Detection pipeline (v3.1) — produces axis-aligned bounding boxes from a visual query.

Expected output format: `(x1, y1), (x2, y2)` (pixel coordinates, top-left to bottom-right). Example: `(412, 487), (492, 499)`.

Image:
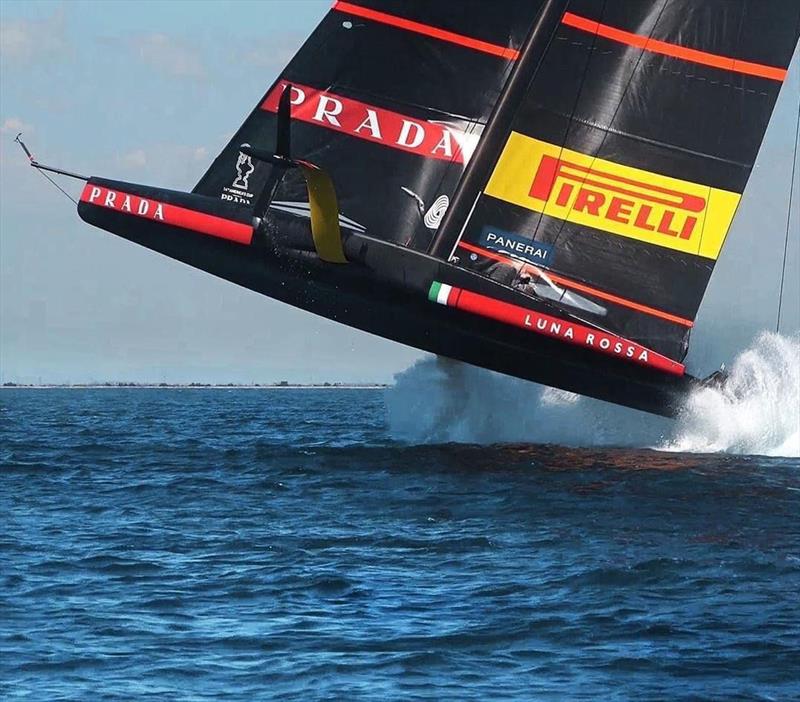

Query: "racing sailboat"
(19, 1), (800, 415)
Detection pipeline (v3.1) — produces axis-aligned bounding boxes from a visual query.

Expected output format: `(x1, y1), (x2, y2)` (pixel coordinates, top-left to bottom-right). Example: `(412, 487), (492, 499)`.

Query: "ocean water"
(2, 386), (799, 701)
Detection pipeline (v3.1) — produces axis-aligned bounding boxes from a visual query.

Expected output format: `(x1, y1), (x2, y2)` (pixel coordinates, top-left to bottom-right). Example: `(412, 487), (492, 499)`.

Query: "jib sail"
(193, 1), (546, 250)
(433, 0), (800, 362)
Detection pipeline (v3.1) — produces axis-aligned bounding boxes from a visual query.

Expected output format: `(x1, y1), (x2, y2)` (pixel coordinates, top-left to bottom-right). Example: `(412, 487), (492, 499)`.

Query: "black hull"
(78, 179), (694, 417)
(64, 0), (800, 421)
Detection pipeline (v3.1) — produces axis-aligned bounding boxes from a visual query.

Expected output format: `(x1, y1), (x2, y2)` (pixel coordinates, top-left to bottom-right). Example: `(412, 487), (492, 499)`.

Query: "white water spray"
(386, 332), (799, 457)
(387, 356), (671, 447)
(665, 332), (799, 457)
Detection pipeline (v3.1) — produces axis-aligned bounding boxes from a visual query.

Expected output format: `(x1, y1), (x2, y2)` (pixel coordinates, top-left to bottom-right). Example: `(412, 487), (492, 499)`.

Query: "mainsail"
(25, 0), (800, 415)
(432, 1), (800, 362)
(194, 0), (545, 249)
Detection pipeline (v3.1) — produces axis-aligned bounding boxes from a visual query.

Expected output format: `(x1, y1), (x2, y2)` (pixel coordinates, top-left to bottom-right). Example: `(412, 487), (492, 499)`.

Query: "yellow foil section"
(299, 163), (347, 264)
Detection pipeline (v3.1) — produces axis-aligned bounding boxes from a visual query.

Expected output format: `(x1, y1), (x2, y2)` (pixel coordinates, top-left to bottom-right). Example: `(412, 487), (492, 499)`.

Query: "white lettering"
(536, 319), (547, 331)
(564, 327), (574, 339)
(138, 199), (150, 216)
(432, 130), (454, 158)
(154, 203), (165, 220)
(586, 334), (595, 346)
(313, 96), (343, 127)
(104, 191), (117, 208)
(600, 338), (610, 350)
(484, 232), (549, 262)
(354, 109), (382, 139)
(121, 195), (132, 212)
(449, 129), (477, 162)
(550, 322), (561, 335)
(524, 314), (532, 327)
(397, 120), (425, 148)
(289, 85), (306, 105)
(638, 350), (649, 362)
(89, 186), (102, 203)
(626, 346), (635, 358)
(613, 342), (623, 354)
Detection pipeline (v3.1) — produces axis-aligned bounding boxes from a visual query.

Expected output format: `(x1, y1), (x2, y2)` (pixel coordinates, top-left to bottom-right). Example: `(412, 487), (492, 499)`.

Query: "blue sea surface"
(1, 388), (799, 701)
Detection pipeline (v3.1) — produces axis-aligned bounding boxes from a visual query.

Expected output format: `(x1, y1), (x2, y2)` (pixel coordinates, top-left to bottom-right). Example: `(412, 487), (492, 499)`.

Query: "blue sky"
(0, 1), (798, 384)
(0, 0), (424, 384)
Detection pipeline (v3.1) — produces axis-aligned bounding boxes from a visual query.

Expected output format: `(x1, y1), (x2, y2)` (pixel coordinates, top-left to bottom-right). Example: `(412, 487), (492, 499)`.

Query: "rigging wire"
(545, 0), (610, 251)
(34, 167), (78, 206)
(776, 89), (800, 333)
(13, 133), (80, 206)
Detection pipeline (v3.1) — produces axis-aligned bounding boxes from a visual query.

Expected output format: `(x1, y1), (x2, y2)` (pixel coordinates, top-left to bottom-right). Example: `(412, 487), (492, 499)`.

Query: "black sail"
(435, 0), (800, 361)
(193, 1), (545, 250)
(69, 1), (800, 416)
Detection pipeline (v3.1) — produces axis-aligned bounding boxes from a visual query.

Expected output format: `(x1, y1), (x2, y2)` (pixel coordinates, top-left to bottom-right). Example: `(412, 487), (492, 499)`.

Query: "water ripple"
(1, 388), (799, 700)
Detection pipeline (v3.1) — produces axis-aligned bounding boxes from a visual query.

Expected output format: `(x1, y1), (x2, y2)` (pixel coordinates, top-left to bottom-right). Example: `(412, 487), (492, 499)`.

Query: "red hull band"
(80, 184), (253, 245)
(433, 280), (686, 376)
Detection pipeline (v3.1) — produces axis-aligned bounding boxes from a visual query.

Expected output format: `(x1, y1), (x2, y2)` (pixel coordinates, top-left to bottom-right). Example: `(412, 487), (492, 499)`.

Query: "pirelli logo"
(485, 133), (741, 259)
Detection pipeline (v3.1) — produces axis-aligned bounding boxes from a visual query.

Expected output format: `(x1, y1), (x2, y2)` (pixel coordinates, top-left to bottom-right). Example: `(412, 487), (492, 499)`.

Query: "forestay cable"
(776, 90), (800, 333)
(14, 133), (84, 206)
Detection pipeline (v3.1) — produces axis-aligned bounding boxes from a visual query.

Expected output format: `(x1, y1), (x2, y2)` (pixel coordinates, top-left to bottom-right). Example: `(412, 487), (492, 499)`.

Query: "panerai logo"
(479, 225), (554, 265)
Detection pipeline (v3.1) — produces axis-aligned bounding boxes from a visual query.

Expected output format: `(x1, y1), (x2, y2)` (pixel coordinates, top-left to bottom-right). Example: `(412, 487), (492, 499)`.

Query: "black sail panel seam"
(523, 110), (753, 172)
(547, 0), (670, 256)
(529, 0), (609, 247)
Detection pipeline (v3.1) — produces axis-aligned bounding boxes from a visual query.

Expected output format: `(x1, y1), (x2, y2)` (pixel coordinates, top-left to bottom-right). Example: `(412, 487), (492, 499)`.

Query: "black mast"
(428, 0), (570, 260)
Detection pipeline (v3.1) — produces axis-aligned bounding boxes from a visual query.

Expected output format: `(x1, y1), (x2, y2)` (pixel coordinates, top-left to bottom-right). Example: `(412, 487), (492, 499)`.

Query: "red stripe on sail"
(80, 184), (253, 245)
(333, 1), (519, 61)
(562, 12), (788, 82)
(440, 282), (685, 375)
(261, 82), (467, 163)
(457, 241), (694, 328)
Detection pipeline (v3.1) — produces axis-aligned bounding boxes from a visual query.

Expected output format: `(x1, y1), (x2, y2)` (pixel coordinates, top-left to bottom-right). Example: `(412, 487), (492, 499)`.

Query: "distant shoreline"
(1, 383), (389, 390)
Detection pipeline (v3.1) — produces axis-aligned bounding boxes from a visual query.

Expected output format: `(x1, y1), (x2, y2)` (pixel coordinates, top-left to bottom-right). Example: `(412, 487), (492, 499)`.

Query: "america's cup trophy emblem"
(233, 151), (255, 190)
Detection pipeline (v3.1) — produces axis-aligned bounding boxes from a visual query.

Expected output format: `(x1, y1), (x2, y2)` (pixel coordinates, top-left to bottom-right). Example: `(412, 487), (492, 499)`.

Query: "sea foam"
(386, 332), (799, 457)
(664, 332), (799, 457)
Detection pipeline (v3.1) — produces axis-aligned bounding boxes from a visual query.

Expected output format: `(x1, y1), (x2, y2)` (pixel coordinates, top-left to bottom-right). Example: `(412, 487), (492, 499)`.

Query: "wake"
(386, 332), (799, 457)
(665, 333), (799, 457)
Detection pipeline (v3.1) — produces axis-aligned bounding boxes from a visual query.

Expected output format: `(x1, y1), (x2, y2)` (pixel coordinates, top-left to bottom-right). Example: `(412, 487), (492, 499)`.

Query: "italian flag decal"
(428, 281), (455, 306)
(427, 281), (685, 376)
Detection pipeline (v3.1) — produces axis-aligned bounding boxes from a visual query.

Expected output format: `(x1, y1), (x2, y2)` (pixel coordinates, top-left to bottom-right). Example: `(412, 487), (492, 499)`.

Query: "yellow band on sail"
(485, 132), (741, 260)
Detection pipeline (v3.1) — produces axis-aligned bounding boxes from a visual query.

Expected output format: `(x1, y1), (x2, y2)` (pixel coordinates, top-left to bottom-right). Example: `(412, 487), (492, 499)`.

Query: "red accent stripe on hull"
(562, 12), (788, 82)
(440, 282), (685, 376)
(333, 1), (520, 61)
(80, 184), (253, 245)
(457, 241), (694, 328)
